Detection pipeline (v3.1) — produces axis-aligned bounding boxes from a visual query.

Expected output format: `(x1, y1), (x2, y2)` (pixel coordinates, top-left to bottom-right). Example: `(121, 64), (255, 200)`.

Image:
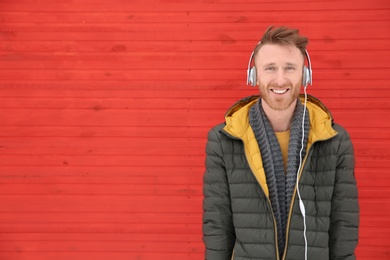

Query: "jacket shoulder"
(210, 122), (226, 132)
(206, 123), (226, 140)
(332, 123), (352, 142)
(332, 123), (348, 134)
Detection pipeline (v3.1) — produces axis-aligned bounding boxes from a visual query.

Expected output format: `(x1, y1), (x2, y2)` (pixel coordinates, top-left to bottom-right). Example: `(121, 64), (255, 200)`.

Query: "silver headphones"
(246, 42), (312, 88)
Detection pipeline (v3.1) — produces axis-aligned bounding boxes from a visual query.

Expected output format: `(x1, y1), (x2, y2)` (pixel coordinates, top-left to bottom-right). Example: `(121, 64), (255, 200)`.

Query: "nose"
(273, 70), (287, 86)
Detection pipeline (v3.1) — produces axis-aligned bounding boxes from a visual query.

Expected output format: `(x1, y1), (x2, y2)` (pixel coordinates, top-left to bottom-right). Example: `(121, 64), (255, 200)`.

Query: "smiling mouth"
(271, 89), (289, 94)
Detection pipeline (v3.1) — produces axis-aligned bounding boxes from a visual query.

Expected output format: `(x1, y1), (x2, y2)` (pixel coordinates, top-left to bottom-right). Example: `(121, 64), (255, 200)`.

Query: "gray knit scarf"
(249, 98), (309, 257)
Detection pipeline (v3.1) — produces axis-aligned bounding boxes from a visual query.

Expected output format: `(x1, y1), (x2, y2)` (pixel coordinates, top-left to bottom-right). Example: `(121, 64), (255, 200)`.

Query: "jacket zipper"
(269, 198), (280, 260)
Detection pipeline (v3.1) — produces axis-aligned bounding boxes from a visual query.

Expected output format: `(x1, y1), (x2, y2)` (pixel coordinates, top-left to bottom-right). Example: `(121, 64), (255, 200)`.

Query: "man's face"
(254, 43), (304, 111)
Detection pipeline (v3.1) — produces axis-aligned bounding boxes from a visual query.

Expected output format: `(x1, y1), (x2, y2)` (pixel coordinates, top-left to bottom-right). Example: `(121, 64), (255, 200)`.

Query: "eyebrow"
(263, 62), (298, 67)
(286, 62), (297, 67)
(263, 62), (276, 67)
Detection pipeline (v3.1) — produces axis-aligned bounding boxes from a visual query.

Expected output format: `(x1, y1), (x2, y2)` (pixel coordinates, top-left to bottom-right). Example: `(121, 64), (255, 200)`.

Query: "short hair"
(253, 26), (309, 58)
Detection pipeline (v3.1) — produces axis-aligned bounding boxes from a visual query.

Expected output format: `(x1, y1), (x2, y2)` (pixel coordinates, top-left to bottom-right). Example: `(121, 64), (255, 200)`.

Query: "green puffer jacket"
(203, 95), (359, 260)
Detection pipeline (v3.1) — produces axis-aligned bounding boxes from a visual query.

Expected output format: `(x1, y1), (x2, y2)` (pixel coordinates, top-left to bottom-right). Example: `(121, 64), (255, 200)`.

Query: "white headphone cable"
(296, 86), (308, 260)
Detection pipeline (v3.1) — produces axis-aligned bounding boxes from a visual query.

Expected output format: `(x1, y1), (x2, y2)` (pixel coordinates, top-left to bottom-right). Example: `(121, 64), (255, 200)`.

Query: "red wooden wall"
(0, 0), (389, 259)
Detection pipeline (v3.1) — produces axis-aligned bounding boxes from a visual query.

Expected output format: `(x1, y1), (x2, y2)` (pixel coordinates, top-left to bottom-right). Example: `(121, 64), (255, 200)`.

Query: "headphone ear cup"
(302, 66), (311, 87)
(248, 66), (257, 86)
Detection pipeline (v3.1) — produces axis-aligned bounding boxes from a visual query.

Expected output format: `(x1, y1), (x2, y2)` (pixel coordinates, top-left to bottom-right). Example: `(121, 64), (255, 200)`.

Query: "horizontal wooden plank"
(0, 232), (200, 242)
(0, 125), (210, 138)
(0, 154), (382, 168)
(0, 164), (203, 175)
(0, 137), (388, 157)
(0, 251), (380, 260)
(0, 165), (204, 185)
(1, 1), (389, 12)
(0, 222), (201, 235)
(0, 137), (206, 156)
(0, 164), (377, 185)
(357, 173), (390, 187)
(0, 183), (203, 196)
(348, 159), (390, 169)
(0, 169), (372, 188)
(357, 188), (390, 198)
(1, 239), (387, 256)
(0, 222), (202, 235)
(0, 240), (203, 253)
(0, 252), (202, 260)
(342, 169), (389, 179)
(349, 129), (390, 140)
(0, 96), (389, 110)
(0, 166), (385, 191)
(0, 213), (385, 229)
(356, 246), (390, 258)
(4, 234), (390, 253)
(0, 165), (379, 185)
(0, 108), (196, 127)
(0, 97), (230, 109)
(359, 199), (390, 216)
(0, 175), (385, 196)
(0, 80), (388, 92)
(0, 87), (259, 96)
(0, 125), (388, 141)
(0, 92), (388, 114)
(0, 91), (389, 112)
(1, 39), (390, 53)
(360, 216), (390, 228)
(0, 107), (388, 127)
(0, 195), (203, 213)
(1, 21), (389, 41)
(0, 9), (389, 23)
(0, 212), (201, 224)
(0, 184), (386, 199)
(0, 155), (202, 167)
(1, 51), (388, 70)
(0, 69), (389, 82)
(0, 221), (386, 251)
(0, 0), (369, 3)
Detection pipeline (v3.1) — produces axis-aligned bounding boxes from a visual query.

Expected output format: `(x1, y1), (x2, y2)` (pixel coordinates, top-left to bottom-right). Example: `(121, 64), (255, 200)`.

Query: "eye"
(285, 66), (296, 71)
(265, 67), (276, 71)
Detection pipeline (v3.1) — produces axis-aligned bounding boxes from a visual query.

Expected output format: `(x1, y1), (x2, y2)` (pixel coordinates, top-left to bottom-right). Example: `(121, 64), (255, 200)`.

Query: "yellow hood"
(222, 95), (338, 197)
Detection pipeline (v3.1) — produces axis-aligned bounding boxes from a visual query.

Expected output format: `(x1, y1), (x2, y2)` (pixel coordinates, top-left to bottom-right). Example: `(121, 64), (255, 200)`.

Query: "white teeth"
(272, 89), (288, 94)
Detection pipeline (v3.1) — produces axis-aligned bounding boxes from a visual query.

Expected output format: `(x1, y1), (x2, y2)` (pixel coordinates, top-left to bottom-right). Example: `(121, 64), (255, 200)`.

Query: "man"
(202, 26), (359, 260)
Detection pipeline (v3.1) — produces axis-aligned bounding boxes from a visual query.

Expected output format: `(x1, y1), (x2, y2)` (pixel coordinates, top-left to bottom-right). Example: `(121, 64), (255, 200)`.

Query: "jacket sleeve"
(329, 129), (359, 260)
(203, 127), (235, 260)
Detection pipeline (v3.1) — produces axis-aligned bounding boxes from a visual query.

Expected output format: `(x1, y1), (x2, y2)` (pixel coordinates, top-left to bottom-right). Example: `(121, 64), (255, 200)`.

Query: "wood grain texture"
(0, 0), (389, 259)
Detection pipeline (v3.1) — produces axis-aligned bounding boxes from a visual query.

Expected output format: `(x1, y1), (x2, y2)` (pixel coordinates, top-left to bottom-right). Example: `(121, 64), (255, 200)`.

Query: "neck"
(261, 99), (297, 132)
